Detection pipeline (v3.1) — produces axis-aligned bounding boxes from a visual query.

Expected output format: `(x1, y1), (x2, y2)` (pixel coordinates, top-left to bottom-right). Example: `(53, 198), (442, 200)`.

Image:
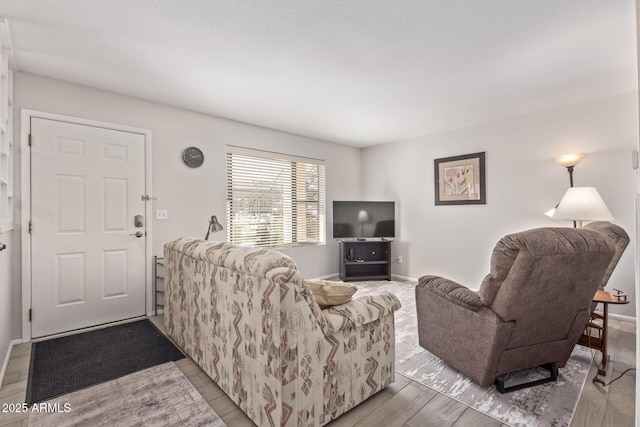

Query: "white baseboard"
(0, 339), (23, 388)
(391, 274), (418, 283)
(608, 312), (636, 324)
(313, 273), (415, 282)
(311, 273), (340, 280)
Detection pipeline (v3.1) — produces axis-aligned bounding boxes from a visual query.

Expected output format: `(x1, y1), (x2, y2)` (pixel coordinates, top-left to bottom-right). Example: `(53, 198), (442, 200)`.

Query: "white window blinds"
(226, 146), (325, 248)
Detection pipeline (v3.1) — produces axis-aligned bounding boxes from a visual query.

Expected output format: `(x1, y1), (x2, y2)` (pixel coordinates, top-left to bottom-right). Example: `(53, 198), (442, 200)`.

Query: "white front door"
(30, 118), (146, 338)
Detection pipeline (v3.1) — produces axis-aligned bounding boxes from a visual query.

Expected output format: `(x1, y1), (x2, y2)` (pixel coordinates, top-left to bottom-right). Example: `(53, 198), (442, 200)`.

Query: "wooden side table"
(577, 290), (629, 376)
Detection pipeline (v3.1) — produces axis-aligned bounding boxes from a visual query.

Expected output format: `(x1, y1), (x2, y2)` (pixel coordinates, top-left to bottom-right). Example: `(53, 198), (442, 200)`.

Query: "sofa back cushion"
(164, 237), (325, 331)
(164, 238), (298, 276)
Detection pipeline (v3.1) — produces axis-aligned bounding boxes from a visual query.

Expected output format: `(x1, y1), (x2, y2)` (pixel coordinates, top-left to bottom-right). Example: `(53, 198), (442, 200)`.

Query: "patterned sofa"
(164, 238), (401, 427)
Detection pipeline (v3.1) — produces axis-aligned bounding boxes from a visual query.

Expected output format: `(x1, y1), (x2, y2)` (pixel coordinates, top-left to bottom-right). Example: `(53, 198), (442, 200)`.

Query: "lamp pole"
(565, 166), (576, 227)
(567, 166), (574, 188)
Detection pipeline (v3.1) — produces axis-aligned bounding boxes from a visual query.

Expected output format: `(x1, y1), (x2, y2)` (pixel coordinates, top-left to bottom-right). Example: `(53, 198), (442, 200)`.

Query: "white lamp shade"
(357, 210), (370, 222)
(553, 187), (614, 222)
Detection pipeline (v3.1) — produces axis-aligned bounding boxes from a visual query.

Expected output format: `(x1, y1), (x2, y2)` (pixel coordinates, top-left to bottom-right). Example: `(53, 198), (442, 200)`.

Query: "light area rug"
(355, 281), (591, 427)
(29, 362), (226, 427)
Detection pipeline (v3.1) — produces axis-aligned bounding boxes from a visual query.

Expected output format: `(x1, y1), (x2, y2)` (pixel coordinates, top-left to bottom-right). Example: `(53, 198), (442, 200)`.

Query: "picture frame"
(434, 152), (486, 205)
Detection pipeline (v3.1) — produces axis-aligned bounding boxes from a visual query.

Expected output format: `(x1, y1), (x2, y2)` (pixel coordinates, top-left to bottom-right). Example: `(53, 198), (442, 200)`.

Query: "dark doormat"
(26, 318), (184, 405)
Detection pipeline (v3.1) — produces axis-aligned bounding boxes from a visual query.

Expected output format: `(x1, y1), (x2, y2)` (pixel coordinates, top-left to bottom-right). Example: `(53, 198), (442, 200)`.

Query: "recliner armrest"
(418, 275), (482, 311)
(320, 292), (401, 335)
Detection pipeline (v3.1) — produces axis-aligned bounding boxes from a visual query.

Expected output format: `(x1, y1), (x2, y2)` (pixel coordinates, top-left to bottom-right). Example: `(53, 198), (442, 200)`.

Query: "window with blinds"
(226, 146), (326, 248)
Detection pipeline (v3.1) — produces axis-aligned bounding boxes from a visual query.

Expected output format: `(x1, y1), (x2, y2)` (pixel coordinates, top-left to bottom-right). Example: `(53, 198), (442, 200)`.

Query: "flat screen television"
(332, 201), (395, 239)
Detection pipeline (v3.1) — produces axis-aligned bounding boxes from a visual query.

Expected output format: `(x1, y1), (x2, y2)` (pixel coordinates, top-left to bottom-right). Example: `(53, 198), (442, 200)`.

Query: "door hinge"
(141, 195), (157, 202)
(28, 134), (32, 147)
(28, 221), (33, 234)
(29, 309), (32, 322)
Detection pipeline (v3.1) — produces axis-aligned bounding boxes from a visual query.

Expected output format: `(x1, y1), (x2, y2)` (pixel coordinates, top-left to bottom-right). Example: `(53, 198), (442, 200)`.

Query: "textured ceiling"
(0, 0), (637, 147)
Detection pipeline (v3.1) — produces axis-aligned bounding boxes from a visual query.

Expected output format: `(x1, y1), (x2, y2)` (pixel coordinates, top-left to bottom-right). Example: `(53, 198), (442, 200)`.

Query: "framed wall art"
(434, 152), (486, 205)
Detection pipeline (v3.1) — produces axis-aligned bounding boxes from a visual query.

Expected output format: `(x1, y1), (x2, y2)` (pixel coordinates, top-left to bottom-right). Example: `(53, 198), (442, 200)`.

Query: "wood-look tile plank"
(198, 382), (227, 403)
(350, 382), (437, 427)
(0, 374), (20, 387)
(0, 405), (29, 427)
(617, 319), (635, 334)
(602, 410), (634, 427)
(8, 344), (30, 357)
(405, 391), (467, 427)
(570, 363), (608, 426)
(0, 419), (28, 427)
(610, 330), (635, 370)
(571, 319), (636, 427)
(3, 356), (27, 372)
(452, 408), (503, 427)
(327, 374), (413, 427)
(603, 370), (635, 419)
(3, 363), (29, 381)
(0, 382), (26, 401)
(216, 409), (256, 427)
(206, 390), (256, 426)
(174, 357), (206, 378)
(186, 372), (207, 389)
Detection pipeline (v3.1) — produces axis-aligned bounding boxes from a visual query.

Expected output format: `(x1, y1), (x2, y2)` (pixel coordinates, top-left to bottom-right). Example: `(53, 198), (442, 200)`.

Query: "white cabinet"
(0, 19), (13, 233)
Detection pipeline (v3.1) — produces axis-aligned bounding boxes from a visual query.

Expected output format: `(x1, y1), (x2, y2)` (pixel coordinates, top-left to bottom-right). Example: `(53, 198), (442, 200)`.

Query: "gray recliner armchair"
(415, 223), (623, 391)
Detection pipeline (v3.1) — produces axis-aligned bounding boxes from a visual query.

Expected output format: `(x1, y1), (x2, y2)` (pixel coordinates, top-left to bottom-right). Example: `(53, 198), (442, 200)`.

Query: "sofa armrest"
(418, 275), (482, 311)
(320, 292), (401, 335)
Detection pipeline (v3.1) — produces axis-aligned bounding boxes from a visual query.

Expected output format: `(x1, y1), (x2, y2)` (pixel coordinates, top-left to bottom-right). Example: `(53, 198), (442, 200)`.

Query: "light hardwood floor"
(0, 317), (635, 427)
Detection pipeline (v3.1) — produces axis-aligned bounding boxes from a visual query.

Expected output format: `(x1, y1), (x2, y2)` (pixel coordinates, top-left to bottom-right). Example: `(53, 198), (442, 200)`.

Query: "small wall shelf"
(154, 256), (164, 315)
(339, 240), (391, 281)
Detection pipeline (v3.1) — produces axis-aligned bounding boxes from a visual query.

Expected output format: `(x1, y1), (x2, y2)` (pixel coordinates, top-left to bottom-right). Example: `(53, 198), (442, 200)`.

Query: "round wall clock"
(182, 146), (204, 168)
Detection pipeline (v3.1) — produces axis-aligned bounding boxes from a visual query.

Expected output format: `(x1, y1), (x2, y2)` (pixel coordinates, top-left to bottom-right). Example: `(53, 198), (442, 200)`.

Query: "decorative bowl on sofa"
(164, 238), (401, 427)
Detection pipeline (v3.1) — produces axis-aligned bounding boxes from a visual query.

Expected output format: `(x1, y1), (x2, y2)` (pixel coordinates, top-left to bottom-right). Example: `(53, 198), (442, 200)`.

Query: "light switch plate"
(156, 209), (169, 220)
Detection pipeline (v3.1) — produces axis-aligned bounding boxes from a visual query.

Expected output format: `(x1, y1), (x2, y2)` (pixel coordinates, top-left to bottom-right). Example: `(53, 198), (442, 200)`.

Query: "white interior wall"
(11, 72), (362, 340)
(0, 229), (13, 375)
(362, 92), (639, 318)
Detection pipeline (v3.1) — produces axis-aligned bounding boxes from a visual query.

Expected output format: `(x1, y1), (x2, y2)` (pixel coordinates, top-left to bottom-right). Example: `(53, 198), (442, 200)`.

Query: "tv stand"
(339, 240), (391, 281)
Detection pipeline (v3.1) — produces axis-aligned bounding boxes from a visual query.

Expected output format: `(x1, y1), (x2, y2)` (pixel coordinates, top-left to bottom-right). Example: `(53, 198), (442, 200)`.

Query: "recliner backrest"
(478, 227), (617, 349)
(583, 221), (629, 289)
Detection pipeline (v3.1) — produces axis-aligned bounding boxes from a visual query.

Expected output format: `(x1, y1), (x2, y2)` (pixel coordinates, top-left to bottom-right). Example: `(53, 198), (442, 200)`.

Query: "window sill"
(235, 241), (326, 249)
(272, 242), (326, 249)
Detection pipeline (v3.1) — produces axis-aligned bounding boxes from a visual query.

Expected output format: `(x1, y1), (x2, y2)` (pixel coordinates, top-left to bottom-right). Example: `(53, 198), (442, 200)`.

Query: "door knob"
(129, 231), (143, 238)
(0, 243), (6, 251)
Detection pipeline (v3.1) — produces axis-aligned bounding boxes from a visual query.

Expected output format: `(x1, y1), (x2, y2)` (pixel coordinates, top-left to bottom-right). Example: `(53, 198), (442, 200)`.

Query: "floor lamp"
(546, 153), (587, 227)
(553, 153), (586, 187)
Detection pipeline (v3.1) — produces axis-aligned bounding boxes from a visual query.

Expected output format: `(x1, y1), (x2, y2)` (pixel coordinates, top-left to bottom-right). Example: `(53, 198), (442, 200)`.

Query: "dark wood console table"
(339, 240), (391, 281)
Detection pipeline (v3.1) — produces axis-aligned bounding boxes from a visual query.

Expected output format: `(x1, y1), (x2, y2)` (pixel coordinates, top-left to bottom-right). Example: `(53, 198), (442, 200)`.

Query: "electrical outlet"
(156, 209), (169, 220)
(397, 255), (403, 264)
